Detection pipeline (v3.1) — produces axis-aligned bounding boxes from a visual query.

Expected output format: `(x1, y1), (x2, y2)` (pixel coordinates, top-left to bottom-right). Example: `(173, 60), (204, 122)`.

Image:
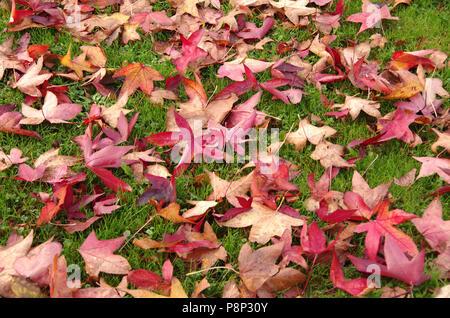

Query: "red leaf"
(301, 221), (337, 255)
(388, 51), (435, 71)
(236, 17), (274, 40)
(347, 235), (429, 286)
(36, 186), (68, 226)
(330, 250), (370, 297)
(87, 166), (132, 193)
(8, 0), (34, 26)
(0, 111), (41, 139)
(173, 29), (208, 73)
(316, 200), (356, 223)
(354, 200), (418, 261)
(127, 269), (171, 295)
(213, 65), (258, 101)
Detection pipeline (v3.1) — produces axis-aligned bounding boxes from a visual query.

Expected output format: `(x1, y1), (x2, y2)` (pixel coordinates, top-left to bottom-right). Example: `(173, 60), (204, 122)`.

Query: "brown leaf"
(310, 141), (355, 169)
(206, 169), (253, 207)
(256, 267), (306, 298)
(286, 117), (337, 151)
(238, 242), (283, 293)
(191, 277), (210, 298)
(220, 201), (304, 244)
(182, 200), (218, 219)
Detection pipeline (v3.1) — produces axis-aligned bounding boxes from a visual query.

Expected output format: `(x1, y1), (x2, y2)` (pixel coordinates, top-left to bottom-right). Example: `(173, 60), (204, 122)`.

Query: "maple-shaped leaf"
(27, 43), (49, 60)
(137, 173), (176, 206)
(310, 140), (356, 169)
(412, 198), (450, 254)
(17, 162), (46, 182)
(8, 0), (34, 26)
(157, 202), (196, 224)
(88, 166), (132, 193)
(173, 29), (208, 73)
(182, 200), (218, 220)
(102, 111), (139, 145)
(134, 223), (224, 270)
(393, 168), (417, 187)
(350, 170), (392, 210)
(347, 0), (399, 35)
(413, 157), (450, 184)
(36, 185), (68, 226)
(376, 109), (419, 144)
(217, 197), (253, 222)
(259, 78), (306, 105)
(220, 201), (304, 245)
(225, 91), (268, 128)
(0, 147), (28, 171)
(273, 228), (308, 270)
(351, 58), (392, 94)
(332, 96), (381, 121)
(14, 239), (62, 287)
(130, 10), (174, 33)
(354, 199), (418, 261)
(382, 69), (424, 100)
(30, 147), (82, 183)
(0, 230), (33, 298)
(58, 45), (99, 79)
(11, 56), (52, 97)
(206, 169), (253, 207)
(256, 267), (306, 298)
(113, 62), (164, 99)
(127, 269), (171, 296)
(236, 17), (274, 40)
(238, 242), (283, 293)
(250, 162), (299, 209)
(65, 216), (102, 234)
(330, 249), (372, 297)
(213, 65), (258, 101)
(269, 0), (317, 25)
(387, 51), (435, 71)
(423, 77), (449, 110)
(20, 91), (82, 125)
(78, 132), (134, 168)
(180, 222), (228, 269)
(316, 200), (356, 224)
(347, 235), (429, 286)
(78, 231), (131, 280)
(286, 116), (337, 151)
(301, 221), (338, 256)
(217, 58), (274, 82)
(0, 111), (41, 139)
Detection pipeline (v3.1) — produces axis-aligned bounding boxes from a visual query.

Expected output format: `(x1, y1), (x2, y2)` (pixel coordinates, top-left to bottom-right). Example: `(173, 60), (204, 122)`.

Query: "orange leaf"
(113, 62), (164, 98)
(59, 45), (97, 79)
(157, 202), (195, 224)
(36, 186), (68, 226)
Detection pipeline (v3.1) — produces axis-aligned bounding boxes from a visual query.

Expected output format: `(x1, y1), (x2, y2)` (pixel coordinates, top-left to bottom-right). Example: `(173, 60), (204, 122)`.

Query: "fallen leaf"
(78, 231), (131, 280)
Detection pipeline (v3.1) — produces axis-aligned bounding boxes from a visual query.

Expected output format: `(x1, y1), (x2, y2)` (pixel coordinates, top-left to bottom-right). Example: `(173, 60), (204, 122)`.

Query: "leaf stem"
(302, 254), (318, 295)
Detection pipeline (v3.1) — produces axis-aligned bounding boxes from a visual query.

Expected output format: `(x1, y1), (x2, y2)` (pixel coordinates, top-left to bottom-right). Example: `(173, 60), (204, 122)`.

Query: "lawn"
(0, 0), (448, 298)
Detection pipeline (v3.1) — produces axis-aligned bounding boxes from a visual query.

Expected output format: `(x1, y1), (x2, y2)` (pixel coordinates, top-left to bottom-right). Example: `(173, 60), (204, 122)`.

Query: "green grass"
(0, 1), (449, 298)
